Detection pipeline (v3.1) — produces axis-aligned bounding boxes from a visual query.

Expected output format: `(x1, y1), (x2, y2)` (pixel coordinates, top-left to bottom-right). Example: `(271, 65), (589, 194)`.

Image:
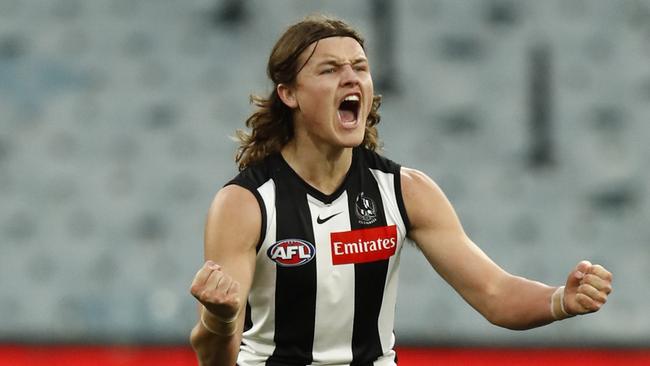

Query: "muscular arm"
(189, 185), (260, 365)
(401, 168), (611, 330)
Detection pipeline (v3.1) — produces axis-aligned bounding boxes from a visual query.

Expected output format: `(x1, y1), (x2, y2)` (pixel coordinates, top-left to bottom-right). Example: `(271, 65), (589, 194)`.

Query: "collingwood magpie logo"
(355, 192), (377, 224)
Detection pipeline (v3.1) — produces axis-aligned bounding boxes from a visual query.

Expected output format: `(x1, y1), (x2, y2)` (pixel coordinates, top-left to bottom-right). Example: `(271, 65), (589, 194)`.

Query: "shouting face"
(278, 36), (374, 150)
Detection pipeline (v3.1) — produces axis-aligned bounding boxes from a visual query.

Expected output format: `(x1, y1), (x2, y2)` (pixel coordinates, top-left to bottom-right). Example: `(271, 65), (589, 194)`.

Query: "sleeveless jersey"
(227, 147), (411, 366)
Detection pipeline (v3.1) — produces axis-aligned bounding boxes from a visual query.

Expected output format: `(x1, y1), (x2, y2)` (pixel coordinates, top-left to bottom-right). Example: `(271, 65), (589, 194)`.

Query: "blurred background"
(1, 0), (649, 363)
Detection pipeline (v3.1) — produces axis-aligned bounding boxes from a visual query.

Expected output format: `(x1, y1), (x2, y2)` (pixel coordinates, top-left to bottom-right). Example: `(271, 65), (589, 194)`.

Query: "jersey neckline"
(275, 147), (360, 204)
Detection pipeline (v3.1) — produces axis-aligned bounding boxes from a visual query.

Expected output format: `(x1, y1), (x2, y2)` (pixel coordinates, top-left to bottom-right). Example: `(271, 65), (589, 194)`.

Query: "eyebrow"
(314, 57), (368, 68)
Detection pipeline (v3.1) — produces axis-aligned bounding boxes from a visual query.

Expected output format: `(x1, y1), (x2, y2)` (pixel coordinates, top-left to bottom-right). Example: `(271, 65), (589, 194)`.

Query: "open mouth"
(338, 94), (360, 125)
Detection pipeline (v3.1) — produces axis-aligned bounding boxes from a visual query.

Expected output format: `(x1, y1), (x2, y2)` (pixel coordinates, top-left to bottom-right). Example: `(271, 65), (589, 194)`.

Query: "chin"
(338, 134), (365, 148)
(333, 119), (366, 147)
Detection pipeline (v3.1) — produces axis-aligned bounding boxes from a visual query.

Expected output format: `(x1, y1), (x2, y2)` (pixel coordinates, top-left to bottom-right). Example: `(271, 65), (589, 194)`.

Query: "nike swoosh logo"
(316, 212), (342, 224)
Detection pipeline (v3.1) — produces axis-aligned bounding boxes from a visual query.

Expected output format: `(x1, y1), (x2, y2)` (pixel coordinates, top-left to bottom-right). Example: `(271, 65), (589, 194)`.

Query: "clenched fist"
(560, 260), (613, 318)
(190, 260), (242, 335)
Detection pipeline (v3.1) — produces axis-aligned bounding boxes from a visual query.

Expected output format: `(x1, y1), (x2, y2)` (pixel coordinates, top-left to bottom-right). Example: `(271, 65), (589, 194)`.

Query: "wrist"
(550, 286), (574, 320)
(200, 307), (239, 336)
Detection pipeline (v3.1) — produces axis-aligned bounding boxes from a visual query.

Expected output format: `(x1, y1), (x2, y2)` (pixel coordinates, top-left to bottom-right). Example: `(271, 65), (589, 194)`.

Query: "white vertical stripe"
(239, 179), (277, 366)
(307, 192), (356, 365)
(370, 169), (407, 241)
(373, 350), (398, 366)
(369, 169), (405, 357)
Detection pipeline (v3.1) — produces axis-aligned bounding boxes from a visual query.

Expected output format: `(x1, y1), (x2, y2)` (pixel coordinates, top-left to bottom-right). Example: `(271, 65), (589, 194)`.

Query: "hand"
(563, 260), (613, 316)
(190, 260), (241, 323)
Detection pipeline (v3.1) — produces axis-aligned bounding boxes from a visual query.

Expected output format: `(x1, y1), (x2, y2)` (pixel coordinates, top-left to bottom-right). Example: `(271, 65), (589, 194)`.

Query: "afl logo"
(355, 192), (377, 224)
(267, 239), (316, 267)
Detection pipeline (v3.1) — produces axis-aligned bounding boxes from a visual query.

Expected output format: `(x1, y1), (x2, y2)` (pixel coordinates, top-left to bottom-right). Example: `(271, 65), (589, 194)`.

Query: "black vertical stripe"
(266, 161), (316, 366)
(348, 162), (390, 365)
(243, 302), (252, 333)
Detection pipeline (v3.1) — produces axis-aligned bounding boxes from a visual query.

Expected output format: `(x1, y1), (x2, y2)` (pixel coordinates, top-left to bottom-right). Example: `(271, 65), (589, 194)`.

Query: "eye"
(354, 64), (368, 72)
(320, 68), (336, 75)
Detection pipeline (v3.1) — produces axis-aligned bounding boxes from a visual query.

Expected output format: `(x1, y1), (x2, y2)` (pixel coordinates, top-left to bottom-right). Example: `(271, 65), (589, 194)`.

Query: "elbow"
(477, 275), (530, 331)
(485, 313), (529, 331)
(189, 325), (213, 365)
(189, 323), (240, 366)
(488, 314), (541, 331)
(472, 277), (502, 327)
(480, 288), (544, 331)
(482, 301), (530, 330)
(189, 324), (202, 355)
(481, 298), (520, 330)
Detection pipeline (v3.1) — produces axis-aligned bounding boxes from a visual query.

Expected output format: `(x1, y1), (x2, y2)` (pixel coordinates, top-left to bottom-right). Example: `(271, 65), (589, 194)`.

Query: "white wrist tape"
(550, 286), (573, 320)
(559, 287), (569, 316)
(200, 308), (238, 336)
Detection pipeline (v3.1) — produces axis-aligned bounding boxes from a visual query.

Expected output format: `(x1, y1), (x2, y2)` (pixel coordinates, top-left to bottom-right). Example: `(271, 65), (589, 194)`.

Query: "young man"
(189, 15), (613, 366)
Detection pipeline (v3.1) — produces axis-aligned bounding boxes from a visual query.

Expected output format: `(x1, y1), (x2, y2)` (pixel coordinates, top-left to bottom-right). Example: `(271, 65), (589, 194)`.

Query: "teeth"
(343, 95), (360, 102)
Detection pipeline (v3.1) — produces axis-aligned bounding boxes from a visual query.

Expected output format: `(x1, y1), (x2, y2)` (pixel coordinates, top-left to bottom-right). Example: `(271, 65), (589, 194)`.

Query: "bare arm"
(401, 168), (612, 330)
(189, 185), (260, 365)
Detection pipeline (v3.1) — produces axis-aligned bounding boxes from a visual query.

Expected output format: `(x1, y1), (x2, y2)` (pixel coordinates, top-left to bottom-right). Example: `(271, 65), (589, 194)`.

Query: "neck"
(281, 141), (353, 196)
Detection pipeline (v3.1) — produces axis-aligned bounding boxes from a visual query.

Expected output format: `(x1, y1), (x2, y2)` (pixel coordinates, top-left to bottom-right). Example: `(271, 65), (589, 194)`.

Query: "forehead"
(299, 36), (367, 66)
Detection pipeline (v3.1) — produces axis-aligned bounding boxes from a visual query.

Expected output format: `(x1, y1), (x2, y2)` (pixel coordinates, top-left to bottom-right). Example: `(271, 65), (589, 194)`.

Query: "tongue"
(338, 109), (355, 123)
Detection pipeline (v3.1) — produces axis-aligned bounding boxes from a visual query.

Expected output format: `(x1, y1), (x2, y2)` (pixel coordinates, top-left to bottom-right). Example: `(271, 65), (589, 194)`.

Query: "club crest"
(355, 192), (377, 224)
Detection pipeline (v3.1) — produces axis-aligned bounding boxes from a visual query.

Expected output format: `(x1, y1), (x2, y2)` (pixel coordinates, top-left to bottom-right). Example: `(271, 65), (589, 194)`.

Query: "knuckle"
(199, 289), (211, 301)
(576, 294), (592, 309)
(206, 261), (221, 271)
(592, 264), (604, 272)
(190, 284), (201, 296)
(592, 265), (613, 280)
(584, 274), (601, 286)
(202, 290), (224, 304)
(192, 270), (205, 282)
(598, 266), (611, 277)
(228, 296), (241, 307)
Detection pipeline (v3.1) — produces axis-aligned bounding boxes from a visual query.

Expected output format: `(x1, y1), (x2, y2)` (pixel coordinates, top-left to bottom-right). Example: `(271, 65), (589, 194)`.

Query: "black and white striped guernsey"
(227, 147), (411, 366)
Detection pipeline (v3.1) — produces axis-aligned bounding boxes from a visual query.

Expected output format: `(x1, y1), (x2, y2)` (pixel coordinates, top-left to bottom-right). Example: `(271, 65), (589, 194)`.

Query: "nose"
(340, 64), (360, 87)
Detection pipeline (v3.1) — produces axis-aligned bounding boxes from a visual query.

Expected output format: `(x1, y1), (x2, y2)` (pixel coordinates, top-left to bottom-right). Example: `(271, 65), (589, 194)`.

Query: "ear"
(277, 83), (298, 109)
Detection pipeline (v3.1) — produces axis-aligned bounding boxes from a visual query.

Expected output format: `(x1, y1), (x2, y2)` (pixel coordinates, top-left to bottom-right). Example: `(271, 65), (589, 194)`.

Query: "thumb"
(565, 260), (591, 291)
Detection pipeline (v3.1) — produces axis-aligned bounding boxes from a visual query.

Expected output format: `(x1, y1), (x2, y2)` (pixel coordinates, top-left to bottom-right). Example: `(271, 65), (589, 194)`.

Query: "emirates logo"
(330, 225), (398, 265)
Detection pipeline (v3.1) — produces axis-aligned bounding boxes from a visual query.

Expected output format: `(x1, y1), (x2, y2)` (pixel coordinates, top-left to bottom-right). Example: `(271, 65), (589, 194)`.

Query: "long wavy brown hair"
(234, 15), (382, 171)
